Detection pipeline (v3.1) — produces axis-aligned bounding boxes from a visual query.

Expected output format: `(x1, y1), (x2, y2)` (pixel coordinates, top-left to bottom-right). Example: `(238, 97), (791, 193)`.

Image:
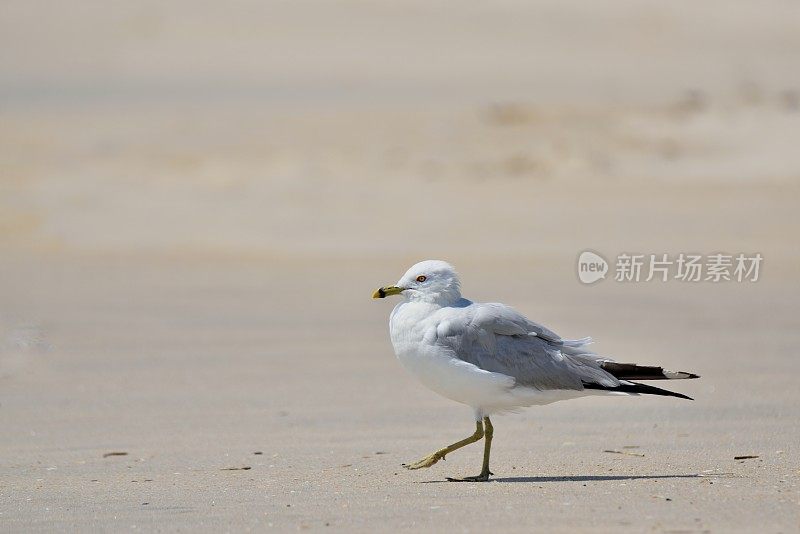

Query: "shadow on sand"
(493, 474), (700, 483)
(421, 474), (699, 484)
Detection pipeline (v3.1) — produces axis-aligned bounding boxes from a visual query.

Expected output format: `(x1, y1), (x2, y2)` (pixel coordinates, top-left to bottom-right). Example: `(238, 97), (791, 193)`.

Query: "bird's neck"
(406, 290), (462, 307)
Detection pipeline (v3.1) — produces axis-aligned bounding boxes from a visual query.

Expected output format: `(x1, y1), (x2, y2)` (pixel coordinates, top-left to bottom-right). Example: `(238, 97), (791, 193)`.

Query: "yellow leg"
(447, 416), (494, 482)
(403, 421), (484, 470)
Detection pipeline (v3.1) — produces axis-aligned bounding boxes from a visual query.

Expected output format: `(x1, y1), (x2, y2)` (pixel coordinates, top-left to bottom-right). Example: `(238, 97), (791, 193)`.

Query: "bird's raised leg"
(447, 416), (494, 482)
(403, 421), (484, 470)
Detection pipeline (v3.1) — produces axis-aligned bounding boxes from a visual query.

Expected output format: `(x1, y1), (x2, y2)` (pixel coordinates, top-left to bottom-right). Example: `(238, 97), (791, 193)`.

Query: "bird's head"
(373, 260), (462, 305)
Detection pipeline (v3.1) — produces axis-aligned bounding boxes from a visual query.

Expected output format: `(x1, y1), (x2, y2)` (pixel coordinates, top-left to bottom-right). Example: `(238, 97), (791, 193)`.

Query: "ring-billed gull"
(373, 260), (699, 482)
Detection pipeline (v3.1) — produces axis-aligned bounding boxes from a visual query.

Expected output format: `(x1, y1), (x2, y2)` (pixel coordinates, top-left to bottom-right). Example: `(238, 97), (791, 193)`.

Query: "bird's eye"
(416, 275), (427, 282)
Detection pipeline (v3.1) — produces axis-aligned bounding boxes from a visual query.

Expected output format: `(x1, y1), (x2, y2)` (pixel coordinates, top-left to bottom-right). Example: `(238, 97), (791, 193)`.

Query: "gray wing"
(435, 303), (619, 391)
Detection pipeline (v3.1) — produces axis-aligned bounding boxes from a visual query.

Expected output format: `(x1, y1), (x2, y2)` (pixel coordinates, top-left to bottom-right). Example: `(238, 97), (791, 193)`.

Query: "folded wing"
(435, 303), (619, 391)
(435, 302), (698, 399)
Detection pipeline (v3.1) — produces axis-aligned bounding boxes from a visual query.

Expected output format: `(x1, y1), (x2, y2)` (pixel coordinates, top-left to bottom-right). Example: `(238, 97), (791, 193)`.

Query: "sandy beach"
(1, 1), (799, 531)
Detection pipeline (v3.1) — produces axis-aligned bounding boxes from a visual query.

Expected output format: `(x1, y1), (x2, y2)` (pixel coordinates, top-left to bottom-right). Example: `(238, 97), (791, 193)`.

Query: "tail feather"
(600, 361), (699, 381)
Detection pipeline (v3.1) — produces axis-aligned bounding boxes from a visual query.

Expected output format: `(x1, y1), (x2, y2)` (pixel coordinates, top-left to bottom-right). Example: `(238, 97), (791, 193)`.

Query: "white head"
(373, 260), (462, 305)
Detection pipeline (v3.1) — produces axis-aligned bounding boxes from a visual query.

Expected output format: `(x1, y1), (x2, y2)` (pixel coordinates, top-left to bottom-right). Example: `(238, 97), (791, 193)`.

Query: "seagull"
(373, 260), (699, 482)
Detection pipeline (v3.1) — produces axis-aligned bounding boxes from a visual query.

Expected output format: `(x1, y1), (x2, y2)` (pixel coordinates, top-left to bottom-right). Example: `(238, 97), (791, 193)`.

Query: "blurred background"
(1, 1), (799, 531)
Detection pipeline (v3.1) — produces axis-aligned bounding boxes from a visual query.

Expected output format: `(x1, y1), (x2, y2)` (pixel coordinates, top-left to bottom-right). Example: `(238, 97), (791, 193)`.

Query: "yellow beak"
(372, 285), (404, 299)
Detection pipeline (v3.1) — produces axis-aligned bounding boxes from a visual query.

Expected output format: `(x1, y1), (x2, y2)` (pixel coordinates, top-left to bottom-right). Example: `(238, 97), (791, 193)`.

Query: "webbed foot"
(402, 452), (445, 470)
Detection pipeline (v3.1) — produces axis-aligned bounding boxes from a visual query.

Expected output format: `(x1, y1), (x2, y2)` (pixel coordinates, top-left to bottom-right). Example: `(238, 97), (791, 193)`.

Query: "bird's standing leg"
(446, 416), (494, 482)
(403, 421), (484, 470)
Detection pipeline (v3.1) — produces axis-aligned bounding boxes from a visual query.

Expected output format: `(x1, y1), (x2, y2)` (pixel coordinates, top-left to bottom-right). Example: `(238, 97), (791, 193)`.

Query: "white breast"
(388, 302), (516, 409)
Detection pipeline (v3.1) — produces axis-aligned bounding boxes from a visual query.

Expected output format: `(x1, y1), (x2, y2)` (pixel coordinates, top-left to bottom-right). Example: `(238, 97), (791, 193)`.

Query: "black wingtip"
(667, 391), (694, 401)
(599, 362), (701, 381)
(584, 381), (695, 400)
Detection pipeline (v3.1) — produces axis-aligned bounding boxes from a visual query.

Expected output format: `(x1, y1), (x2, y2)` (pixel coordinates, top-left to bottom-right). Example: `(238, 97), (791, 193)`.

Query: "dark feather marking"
(600, 362), (700, 380)
(583, 381), (694, 400)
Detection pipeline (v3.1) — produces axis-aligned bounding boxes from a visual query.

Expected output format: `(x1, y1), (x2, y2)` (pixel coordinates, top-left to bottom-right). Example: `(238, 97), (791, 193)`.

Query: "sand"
(1, 1), (799, 532)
